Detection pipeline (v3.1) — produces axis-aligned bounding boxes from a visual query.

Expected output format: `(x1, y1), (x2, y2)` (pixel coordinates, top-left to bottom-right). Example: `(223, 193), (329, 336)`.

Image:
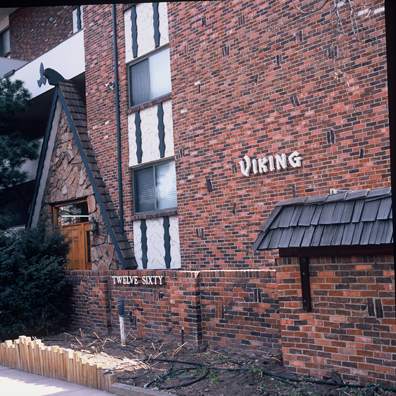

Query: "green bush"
(0, 224), (72, 341)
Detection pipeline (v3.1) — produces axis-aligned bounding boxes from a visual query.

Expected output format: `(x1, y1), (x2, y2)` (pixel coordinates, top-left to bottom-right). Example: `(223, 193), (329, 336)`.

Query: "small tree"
(0, 78), (38, 229)
(0, 224), (72, 340)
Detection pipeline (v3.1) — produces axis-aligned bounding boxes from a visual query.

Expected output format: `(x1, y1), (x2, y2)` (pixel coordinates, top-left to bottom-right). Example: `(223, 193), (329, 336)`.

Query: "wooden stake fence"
(0, 336), (117, 392)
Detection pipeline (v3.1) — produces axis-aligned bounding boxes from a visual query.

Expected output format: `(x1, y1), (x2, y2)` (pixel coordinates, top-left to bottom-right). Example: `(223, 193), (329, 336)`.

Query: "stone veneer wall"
(39, 108), (120, 270)
(66, 269), (281, 355)
(277, 255), (396, 386)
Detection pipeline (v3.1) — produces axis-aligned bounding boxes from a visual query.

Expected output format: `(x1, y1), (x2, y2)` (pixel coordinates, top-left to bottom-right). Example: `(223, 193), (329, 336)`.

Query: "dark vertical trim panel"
(131, 5), (138, 58)
(158, 102), (165, 158)
(163, 216), (171, 269)
(153, 3), (160, 48)
(135, 110), (142, 164)
(141, 219), (148, 269)
(299, 257), (312, 312)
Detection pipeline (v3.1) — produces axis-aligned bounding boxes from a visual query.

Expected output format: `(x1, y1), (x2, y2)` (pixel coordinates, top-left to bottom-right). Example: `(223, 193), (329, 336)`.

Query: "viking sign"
(239, 151), (303, 177)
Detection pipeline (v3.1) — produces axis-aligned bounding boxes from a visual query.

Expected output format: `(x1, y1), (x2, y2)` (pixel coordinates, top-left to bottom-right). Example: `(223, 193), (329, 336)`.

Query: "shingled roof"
(252, 187), (393, 252)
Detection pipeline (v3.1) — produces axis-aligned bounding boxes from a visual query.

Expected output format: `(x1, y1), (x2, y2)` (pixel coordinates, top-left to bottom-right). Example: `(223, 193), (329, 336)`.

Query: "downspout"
(112, 4), (124, 233)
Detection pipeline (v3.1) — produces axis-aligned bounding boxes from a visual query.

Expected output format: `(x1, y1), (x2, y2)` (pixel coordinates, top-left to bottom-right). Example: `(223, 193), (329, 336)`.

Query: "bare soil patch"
(40, 331), (396, 396)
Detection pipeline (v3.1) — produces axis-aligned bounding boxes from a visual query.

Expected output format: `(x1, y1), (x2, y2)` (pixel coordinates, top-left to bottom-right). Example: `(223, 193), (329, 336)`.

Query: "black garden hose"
(42, 337), (396, 393)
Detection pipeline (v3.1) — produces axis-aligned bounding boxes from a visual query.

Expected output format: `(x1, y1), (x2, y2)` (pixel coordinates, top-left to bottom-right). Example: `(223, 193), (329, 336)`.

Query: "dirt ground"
(40, 331), (396, 396)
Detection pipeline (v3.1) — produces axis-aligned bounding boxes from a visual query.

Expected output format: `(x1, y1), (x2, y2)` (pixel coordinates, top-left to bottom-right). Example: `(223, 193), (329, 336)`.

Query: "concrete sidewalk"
(0, 365), (115, 396)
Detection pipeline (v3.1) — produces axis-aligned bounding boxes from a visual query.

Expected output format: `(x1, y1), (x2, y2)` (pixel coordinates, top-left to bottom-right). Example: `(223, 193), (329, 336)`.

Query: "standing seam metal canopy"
(252, 187), (393, 251)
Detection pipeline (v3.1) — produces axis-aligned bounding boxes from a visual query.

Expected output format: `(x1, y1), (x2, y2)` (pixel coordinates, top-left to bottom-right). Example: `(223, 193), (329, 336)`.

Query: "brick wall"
(167, 0), (389, 269)
(66, 269), (281, 354)
(200, 270), (280, 353)
(9, 6), (74, 61)
(66, 255), (395, 384)
(67, 271), (112, 334)
(83, 4), (133, 240)
(277, 255), (396, 386)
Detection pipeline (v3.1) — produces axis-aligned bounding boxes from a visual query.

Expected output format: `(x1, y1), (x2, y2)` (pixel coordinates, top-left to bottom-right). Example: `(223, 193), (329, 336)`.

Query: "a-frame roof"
(28, 81), (136, 270)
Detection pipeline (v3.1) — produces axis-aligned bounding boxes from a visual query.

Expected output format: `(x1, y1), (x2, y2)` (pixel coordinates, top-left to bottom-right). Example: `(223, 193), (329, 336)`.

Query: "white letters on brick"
(239, 151), (303, 177)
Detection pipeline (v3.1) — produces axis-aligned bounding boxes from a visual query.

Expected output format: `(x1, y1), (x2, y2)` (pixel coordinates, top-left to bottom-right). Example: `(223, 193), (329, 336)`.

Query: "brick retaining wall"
(277, 255), (396, 386)
(66, 269), (281, 354)
(67, 257), (396, 385)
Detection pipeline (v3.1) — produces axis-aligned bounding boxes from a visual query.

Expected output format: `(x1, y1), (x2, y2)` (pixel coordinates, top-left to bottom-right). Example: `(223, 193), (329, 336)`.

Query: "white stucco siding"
(136, 3), (155, 57)
(125, 3), (168, 63)
(146, 218), (166, 269)
(158, 3), (169, 46)
(128, 101), (174, 167)
(169, 216), (181, 269)
(163, 100), (174, 158)
(124, 9), (133, 64)
(133, 220), (143, 268)
(133, 216), (181, 270)
(72, 6), (83, 33)
(140, 106), (161, 163)
(128, 112), (138, 167)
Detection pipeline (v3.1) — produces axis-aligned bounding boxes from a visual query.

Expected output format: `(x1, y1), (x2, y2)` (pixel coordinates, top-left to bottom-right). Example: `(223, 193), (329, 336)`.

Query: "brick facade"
(83, 4), (132, 233)
(13, 1), (389, 271)
(9, 6), (74, 61)
(4, 2), (395, 385)
(277, 255), (396, 386)
(168, 0), (390, 269)
(66, 269), (281, 354)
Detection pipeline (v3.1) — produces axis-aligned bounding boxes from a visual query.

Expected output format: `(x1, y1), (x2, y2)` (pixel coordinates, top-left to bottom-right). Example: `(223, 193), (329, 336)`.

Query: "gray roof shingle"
(253, 188), (393, 251)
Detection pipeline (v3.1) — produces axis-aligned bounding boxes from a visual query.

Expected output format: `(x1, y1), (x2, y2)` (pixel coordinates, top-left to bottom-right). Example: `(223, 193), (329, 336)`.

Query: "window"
(134, 160), (177, 213)
(54, 201), (89, 226)
(0, 27), (10, 57)
(129, 46), (171, 107)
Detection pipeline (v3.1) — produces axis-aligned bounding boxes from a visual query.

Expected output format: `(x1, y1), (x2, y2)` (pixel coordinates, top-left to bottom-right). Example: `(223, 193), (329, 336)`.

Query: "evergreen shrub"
(0, 224), (72, 340)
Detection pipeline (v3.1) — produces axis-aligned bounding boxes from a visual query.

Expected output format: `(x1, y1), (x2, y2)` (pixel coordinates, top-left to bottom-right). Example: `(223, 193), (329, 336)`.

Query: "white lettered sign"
(112, 275), (164, 285)
(239, 151), (303, 177)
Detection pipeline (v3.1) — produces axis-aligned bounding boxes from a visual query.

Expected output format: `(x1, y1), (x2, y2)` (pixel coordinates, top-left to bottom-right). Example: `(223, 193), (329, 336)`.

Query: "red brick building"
(1, 1), (394, 385)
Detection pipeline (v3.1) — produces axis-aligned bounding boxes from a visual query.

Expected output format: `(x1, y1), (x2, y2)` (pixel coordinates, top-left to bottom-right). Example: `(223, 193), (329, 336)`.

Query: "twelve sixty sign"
(112, 276), (164, 285)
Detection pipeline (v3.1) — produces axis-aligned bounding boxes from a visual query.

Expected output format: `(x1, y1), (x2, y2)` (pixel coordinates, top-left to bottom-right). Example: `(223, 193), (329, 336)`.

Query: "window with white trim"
(133, 160), (177, 214)
(128, 46), (171, 107)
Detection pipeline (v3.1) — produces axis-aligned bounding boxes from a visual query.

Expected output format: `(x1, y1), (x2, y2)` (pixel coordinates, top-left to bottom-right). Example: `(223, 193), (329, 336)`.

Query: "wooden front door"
(60, 223), (92, 270)
(53, 200), (91, 271)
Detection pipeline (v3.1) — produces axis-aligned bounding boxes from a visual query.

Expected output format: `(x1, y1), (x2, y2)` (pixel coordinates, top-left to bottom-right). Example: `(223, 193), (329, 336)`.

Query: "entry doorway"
(53, 200), (92, 270)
